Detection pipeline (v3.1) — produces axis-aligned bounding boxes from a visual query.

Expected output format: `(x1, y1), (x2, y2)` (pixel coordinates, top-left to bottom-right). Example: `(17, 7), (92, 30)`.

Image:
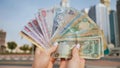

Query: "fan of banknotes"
(20, 7), (107, 59)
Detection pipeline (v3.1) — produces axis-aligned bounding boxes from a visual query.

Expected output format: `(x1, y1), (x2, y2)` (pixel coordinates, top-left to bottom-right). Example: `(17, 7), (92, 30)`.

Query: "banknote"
(51, 7), (80, 37)
(51, 14), (98, 43)
(60, 14), (98, 36)
(40, 9), (51, 40)
(44, 8), (55, 37)
(28, 21), (43, 39)
(36, 13), (50, 44)
(51, 11), (81, 43)
(76, 29), (106, 56)
(53, 36), (103, 59)
(20, 31), (44, 50)
(27, 21), (49, 48)
(31, 19), (43, 35)
(76, 29), (107, 53)
(22, 26), (47, 49)
(78, 37), (102, 59)
(52, 7), (67, 35)
(52, 40), (76, 59)
(60, 29), (100, 38)
(59, 30), (104, 57)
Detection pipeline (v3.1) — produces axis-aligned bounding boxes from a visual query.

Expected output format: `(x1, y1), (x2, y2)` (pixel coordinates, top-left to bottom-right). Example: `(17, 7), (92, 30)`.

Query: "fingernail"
(53, 42), (58, 46)
(76, 44), (80, 49)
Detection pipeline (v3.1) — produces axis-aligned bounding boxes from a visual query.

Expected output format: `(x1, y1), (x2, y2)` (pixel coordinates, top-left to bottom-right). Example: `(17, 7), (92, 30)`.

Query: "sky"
(0, 0), (116, 46)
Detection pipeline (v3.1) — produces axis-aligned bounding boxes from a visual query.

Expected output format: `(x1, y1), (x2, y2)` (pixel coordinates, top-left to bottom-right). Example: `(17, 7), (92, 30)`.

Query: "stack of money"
(20, 7), (107, 59)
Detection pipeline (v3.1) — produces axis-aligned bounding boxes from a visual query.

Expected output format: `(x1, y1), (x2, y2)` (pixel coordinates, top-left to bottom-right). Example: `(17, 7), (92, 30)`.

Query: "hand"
(32, 43), (58, 68)
(60, 44), (85, 68)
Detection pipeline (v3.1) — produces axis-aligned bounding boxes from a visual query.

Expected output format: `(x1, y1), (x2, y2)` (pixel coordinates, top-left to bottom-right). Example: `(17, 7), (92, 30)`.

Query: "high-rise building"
(100, 0), (110, 13)
(81, 8), (89, 14)
(88, 3), (111, 44)
(109, 10), (120, 47)
(0, 29), (6, 53)
(116, 0), (120, 47)
(60, 0), (69, 7)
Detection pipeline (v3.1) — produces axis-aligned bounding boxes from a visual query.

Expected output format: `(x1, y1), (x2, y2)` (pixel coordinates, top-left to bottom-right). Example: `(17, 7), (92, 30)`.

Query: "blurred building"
(81, 8), (89, 14)
(88, 3), (111, 44)
(0, 29), (6, 53)
(116, 0), (120, 47)
(60, 0), (69, 7)
(100, 0), (110, 13)
(109, 10), (120, 47)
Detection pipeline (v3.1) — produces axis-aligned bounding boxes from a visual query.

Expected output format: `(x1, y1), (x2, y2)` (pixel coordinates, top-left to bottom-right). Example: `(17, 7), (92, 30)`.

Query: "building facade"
(0, 30), (6, 53)
(116, 0), (120, 47)
(88, 3), (111, 44)
(100, 0), (110, 13)
(81, 8), (89, 14)
(109, 10), (120, 47)
(60, 0), (69, 7)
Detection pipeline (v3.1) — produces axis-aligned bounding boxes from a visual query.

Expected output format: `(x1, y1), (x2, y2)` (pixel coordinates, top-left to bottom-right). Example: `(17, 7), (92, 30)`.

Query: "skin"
(32, 44), (85, 68)
(32, 45), (57, 68)
(60, 46), (85, 68)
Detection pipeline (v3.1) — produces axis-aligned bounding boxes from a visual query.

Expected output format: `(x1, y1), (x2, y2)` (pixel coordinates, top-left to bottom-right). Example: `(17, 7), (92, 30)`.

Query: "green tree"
(7, 41), (17, 53)
(20, 44), (29, 53)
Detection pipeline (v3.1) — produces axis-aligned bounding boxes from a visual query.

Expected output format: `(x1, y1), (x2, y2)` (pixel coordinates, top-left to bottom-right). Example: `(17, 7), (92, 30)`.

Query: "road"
(0, 60), (120, 68)
(0, 56), (120, 68)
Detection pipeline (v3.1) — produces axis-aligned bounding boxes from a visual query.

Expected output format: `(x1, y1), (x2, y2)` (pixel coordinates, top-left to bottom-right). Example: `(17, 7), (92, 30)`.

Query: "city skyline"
(0, 0), (116, 46)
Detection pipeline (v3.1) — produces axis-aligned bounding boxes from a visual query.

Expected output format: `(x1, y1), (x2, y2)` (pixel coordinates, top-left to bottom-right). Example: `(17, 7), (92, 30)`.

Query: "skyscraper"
(88, 3), (111, 44)
(109, 10), (120, 47)
(100, 0), (110, 13)
(60, 0), (70, 7)
(116, 0), (120, 47)
(81, 8), (89, 14)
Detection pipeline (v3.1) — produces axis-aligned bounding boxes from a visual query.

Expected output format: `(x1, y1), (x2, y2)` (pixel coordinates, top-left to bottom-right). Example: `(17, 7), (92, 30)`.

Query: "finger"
(79, 58), (86, 68)
(60, 58), (68, 68)
(79, 58), (85, 63)
(48, 57), (56, 68)
(72, 44), (80, 58)
(49, 42), (58, 54)
(50, 57), (56, 63)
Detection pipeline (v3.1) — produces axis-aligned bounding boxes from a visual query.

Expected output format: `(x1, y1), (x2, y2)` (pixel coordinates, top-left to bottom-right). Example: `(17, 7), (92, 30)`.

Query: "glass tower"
(116, 0), (120, 47)
(109, 10), (120, 47)
(100, 0), (110, 13)
(88, 3), (111, 44)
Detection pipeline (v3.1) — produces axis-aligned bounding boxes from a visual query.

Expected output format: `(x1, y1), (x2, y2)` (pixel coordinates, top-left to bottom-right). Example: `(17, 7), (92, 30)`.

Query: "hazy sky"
(0, 0), (116, 46)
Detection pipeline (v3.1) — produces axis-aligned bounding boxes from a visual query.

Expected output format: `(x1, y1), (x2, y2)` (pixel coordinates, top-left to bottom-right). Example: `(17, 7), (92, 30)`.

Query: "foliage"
(7, 41), (17, 53)
(19, 44), (29, 53)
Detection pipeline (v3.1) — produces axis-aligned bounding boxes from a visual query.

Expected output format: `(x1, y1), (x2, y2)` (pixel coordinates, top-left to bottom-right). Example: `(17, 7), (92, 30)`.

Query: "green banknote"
(59, 29), (104, 57)
(53, 36), (103, 59)
(78, 37), (102, 59)
(60, 15), (98, 36)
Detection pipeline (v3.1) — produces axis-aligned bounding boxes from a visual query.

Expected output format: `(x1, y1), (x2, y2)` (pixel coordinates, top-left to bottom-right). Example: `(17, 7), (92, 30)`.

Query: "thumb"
(72, 44), (80, 59)
(49, 42), (58, 54)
